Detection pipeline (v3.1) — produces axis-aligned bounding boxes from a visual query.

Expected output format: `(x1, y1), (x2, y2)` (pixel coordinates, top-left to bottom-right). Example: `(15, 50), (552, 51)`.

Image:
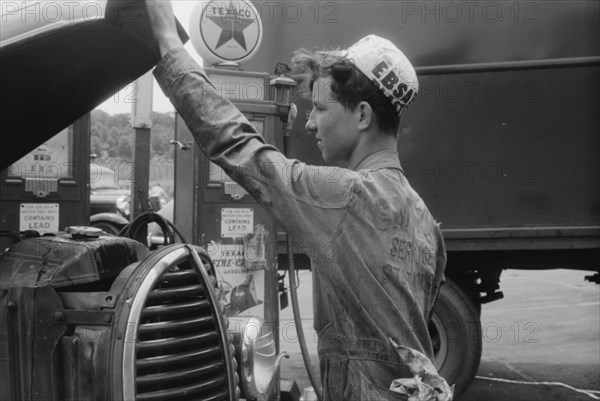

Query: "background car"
(90, 163), (170, 235)
(89, 163), (131, 234)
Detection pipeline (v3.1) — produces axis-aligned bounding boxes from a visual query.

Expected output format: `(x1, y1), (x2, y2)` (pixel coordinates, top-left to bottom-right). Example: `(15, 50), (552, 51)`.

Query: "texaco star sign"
(190, 0), (263, 66)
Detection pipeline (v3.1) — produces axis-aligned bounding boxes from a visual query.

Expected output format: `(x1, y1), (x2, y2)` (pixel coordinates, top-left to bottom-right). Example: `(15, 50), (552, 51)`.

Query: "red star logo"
(208, 1), (254, 51)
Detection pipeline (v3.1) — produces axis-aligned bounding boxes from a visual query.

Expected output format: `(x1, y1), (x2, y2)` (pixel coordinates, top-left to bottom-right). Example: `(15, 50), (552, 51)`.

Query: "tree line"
(90, 109), (176, 164)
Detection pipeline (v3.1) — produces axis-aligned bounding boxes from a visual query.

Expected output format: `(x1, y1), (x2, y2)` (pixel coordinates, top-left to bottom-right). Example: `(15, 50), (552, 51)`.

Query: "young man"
(144, 1), (446, 399)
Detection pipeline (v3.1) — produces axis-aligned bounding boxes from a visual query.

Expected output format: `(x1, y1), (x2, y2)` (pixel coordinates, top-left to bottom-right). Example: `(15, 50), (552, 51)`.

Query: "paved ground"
(277, 268), (600, 400)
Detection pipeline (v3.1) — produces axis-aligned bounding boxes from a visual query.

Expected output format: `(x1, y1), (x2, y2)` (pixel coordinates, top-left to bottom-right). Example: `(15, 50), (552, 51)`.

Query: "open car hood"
(0, 0), (188, 171)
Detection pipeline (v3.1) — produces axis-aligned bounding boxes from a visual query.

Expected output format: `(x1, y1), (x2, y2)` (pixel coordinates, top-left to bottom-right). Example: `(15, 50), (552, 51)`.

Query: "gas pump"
(171, 1), (301, 399)
(172, 63), (297, 401)
(0, 115), (90, 254)
(174, 94), (290, 400)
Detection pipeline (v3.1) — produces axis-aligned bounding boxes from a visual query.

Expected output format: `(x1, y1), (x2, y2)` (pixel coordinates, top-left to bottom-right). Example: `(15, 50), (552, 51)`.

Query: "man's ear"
(356, 101), (374, 131)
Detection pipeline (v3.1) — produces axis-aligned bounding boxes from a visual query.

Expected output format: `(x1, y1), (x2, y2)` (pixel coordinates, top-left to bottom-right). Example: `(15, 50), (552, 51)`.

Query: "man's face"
(305, 76), (360, 167)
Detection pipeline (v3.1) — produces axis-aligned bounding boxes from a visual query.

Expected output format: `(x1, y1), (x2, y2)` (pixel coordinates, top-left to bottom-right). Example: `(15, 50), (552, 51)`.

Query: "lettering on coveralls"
(389, 237), (435, 267)
(374, 197), (410, 231)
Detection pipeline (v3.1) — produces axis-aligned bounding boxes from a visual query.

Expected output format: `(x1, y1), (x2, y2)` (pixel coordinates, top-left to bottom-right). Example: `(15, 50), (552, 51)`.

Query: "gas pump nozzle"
(285, 103), (298, 134)
(282, 103), (298, 158)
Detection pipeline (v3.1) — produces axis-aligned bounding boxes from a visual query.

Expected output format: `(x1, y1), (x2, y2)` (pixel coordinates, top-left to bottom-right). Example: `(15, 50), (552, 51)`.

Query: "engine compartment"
(0, 232), (239, 401)
(0, 232), (149, 290)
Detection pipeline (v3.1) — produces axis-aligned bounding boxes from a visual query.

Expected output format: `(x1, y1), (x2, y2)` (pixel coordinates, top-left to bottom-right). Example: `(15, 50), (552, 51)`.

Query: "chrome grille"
(135, 259), (231, 401)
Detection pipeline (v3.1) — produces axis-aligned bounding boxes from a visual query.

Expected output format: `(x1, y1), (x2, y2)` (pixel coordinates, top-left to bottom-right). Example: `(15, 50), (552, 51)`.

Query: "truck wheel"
(429, 276), (482, 397)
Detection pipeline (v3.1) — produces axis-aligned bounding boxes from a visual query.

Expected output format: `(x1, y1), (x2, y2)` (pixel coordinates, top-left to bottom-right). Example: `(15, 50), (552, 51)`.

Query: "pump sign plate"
(20, 203), (59, 233)
(221, 208), (253, 237)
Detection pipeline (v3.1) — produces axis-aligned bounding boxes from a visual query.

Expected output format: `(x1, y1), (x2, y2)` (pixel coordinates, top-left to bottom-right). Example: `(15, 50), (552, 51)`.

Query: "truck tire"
(429, 276), (482, 397)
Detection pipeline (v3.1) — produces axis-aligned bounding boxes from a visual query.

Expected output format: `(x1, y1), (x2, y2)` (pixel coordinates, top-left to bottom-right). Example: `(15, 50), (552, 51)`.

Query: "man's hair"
(292, 49), (400, 135)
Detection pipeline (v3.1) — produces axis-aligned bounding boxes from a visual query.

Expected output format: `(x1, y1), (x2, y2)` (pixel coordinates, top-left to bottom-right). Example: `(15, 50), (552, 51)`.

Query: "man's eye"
(306, 105), (321, 119)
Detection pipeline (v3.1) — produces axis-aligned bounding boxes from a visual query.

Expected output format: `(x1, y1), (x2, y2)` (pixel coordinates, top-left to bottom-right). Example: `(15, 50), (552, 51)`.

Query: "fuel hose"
(287, 236), (323, 401)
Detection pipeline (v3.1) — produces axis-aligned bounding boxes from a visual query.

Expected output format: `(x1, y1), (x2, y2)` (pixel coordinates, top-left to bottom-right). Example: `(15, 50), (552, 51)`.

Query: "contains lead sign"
(19, 203), (59, 233)
(221, 208), (254, 237)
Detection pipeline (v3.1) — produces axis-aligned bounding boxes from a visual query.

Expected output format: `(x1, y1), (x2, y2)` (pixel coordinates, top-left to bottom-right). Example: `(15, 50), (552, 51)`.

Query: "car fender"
(90, 213), (129, 226)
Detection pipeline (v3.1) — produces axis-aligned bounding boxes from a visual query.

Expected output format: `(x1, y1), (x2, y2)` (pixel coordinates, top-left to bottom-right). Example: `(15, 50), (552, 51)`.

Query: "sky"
(97, 1), (202, 115)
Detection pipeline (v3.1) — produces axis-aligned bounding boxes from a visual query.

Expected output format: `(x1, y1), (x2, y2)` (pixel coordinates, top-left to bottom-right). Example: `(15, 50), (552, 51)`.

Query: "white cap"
(320, 35), (418, 116)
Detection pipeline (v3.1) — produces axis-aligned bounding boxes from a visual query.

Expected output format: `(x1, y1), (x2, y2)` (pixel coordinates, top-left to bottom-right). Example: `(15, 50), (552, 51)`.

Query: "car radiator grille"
(135, 264), (231, 401)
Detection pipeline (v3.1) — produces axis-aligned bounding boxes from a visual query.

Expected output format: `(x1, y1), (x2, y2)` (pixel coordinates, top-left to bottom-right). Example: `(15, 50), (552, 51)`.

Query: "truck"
(1, 0), (599, 400)
(230, 0), (599, 395)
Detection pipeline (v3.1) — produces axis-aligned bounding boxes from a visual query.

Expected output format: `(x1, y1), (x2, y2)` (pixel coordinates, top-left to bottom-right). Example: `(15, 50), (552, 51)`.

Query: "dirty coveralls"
(154, 48), (447, 401)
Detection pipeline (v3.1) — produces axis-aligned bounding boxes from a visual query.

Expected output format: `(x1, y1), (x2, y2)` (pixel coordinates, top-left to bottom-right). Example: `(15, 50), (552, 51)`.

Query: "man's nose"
(305, 109), (316, 134)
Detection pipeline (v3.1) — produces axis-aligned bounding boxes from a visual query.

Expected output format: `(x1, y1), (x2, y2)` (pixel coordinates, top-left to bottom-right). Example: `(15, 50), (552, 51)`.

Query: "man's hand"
(144, 0), (183, 57)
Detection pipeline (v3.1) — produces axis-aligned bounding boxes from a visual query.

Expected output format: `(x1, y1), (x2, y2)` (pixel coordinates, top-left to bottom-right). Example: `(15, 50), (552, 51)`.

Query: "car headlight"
(228, 316), (289, 400)
(115, 195), (130, 217)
